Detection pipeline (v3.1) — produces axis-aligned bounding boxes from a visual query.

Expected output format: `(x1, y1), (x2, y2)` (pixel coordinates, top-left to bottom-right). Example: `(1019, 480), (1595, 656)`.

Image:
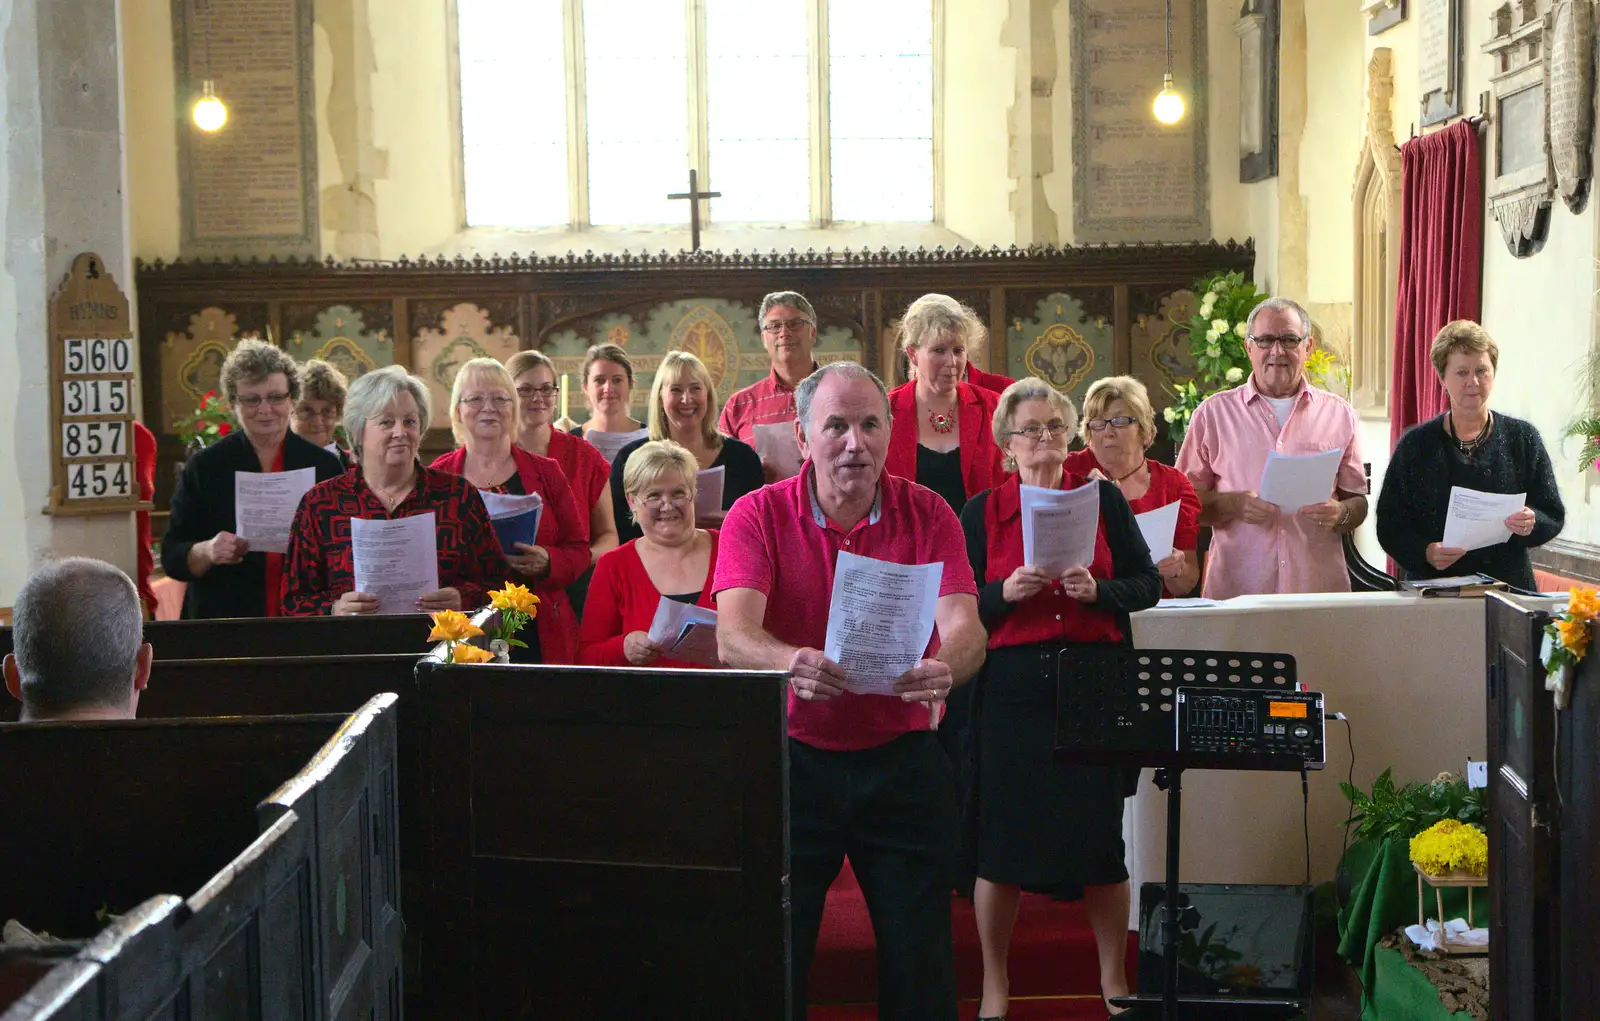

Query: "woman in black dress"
(1378, 320), (1563, 589)
(960, 377), (1161, 1020)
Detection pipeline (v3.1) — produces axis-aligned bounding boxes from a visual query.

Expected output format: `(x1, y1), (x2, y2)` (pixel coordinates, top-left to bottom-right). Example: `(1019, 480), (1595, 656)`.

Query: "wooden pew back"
(415, 661), (790, 1019)
(0, 613), (438, 662)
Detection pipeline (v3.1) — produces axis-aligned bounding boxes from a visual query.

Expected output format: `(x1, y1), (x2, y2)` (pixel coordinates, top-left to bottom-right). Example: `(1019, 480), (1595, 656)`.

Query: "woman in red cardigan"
(1063, 375), (1203, 598)
(579, 440), (719, 669)
(884, 293), (1006, 515)
(430, 357), (590, 663)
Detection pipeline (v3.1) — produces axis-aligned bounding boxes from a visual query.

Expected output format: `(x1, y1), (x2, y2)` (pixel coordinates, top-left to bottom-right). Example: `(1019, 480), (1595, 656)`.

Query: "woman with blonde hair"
(884, 294), (1007, 514)
(580, 440), (722, 668)
(1064, 375), (1202, 597)
(429, 357), (590, 662)
(608, 350), (763, 542)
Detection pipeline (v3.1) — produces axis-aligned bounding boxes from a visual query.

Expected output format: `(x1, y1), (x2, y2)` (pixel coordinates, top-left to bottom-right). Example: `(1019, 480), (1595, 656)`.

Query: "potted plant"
(1164, 271), (1265, 446)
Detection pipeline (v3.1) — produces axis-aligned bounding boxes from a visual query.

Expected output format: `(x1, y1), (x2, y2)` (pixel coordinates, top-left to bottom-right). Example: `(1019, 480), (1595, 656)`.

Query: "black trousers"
(788, 731), (958, 1021)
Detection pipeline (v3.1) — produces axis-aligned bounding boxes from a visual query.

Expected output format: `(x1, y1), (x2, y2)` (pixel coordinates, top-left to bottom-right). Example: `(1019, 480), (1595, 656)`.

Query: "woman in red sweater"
(579, 440), (719, 669)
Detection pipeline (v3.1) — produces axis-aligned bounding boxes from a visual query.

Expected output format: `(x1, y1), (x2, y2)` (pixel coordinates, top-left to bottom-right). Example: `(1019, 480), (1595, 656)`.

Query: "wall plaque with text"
(1419, 0), (1463, 126)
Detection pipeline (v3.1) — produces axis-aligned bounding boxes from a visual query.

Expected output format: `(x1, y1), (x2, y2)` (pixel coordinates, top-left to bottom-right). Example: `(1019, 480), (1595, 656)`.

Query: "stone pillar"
(318, 0), (384, 260)
(1002, 0), (1061, 245)
(0, 0), (138, 601)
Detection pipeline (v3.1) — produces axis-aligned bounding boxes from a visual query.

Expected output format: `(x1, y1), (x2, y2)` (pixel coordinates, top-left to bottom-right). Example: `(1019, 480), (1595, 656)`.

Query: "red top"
(282, 464), (501, 615)
(716, 365), (816, 445)
(133, 422), (157, 616)
(980, 472), (1123, 648)
(541, 428), (610, 509)
(579, 531), (721, 669)
(965, 365), (1015, 394)
(713, 463), (978, 751)
(431, 445), (591, 664)
(1063, 449), (1203, 554)
(883, 381), (1006, 501)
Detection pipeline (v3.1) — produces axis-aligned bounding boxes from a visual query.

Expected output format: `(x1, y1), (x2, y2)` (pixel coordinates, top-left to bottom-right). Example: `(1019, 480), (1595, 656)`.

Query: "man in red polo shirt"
(715, 362), (987, 1021)
(718, 290), (821, 480)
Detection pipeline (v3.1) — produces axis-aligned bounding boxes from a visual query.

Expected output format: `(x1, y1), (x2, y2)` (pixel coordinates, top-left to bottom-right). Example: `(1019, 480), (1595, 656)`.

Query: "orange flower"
(1568, 587), (1600, 621)
(1558, 615), (1591, 657)
(489, 582), (541, 617)
(451, 643), (494, 664)
(427, 609), (484, 643)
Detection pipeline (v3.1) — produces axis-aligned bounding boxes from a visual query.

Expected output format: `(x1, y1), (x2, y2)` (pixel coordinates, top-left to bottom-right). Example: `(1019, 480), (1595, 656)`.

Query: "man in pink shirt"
(715, 362), (986, 1021)
(1175, 297), (1367, 599)
(717, 291), (820, 479)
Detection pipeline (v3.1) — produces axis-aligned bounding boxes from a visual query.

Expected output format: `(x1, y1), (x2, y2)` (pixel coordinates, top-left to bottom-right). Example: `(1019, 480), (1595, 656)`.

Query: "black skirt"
(973, 641), (1131, 889)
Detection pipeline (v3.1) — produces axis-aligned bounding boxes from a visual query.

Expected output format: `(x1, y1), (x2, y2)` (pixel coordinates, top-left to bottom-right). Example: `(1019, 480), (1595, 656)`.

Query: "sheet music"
(1256, 449), (1342, 511)
(351, 513), (439, 614)
(584, 428), (650, 466)
(752, 422), (804, 480)
(1021, 482), (1100, 574)
(824, 551), (942, 695)
(694, 465), (726, 519)
(646, 598), (721, 666)
(1442, 486), (1525, 551)
(1133, 499), (1182, 561)
(234, 467), (317, 554)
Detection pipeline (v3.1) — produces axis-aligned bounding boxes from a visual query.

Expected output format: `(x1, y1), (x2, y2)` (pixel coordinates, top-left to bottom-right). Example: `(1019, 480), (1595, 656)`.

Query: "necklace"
(1110, 458), (1147, 484)
(928, 408), (956, 434)
(1449, 411), (1493, 460)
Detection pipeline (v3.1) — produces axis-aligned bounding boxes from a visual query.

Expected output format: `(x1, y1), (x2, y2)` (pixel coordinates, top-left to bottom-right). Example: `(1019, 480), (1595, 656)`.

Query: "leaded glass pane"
(705, 0), (810, 223)
(828, 0), (933, 221)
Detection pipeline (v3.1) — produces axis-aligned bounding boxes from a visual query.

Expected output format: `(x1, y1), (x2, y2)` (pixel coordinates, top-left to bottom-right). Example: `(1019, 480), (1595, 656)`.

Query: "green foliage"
(1563, 415), (1600, 474)
(1337, 768), (1486, 845)
(1187, 270), (1264, 384)
(171, 390), (233, 449)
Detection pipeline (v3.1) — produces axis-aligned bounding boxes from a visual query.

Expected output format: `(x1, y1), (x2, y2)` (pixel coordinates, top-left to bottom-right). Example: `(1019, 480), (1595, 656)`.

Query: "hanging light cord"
(1165, 0), (1174, 78)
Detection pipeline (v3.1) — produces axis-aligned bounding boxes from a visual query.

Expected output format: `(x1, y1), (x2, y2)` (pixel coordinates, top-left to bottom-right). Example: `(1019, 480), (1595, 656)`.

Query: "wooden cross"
(667, 169), (720, 253)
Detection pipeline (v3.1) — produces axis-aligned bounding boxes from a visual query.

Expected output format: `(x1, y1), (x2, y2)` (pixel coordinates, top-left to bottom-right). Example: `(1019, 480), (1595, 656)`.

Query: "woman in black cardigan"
(162, 340), (344, 618)
(1378, 320), (1563, 590)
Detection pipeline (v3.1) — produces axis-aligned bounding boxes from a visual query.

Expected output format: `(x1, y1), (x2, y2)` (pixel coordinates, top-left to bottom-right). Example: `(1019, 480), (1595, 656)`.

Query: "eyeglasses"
(762, 318), (813, 335)
(1086, 415), (1137, 432)
(1006, 422), (1070, 442)
(638, 490), (692, 508)
(294, 405), (340, 421)
(236, 392), (291, 409)
(516, 384), (559, 399)
(1248, 334), (1308, 351)
(459, 395), (514, 410)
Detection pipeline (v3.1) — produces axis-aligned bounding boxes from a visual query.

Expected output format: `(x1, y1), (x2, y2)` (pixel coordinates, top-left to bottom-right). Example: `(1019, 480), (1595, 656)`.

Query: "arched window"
(1351, 48), (1402, 413)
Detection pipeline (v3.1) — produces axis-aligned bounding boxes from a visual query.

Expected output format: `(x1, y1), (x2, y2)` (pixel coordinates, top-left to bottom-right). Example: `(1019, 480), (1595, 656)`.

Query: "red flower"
(205, 390), (217, 398)
(217, 422), (232, 436)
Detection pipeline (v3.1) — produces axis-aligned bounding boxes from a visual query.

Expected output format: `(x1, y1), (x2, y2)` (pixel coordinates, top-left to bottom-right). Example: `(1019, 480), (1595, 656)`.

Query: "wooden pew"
(415, 660), (790, 1018)
(0, 696), (401, 1021)
(0, 613), (440, 662)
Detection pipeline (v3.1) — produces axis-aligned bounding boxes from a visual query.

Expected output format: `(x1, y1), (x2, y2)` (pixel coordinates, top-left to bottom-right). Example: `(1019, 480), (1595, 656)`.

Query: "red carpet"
(808, 859), (1137, 1020)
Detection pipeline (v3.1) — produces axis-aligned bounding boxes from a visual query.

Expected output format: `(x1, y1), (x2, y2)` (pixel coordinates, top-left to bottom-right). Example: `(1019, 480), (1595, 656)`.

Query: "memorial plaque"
(1483, 0), (1552, 256)
(1419, 0), (1463, 125)
(174, 0), (318, 258)
(1546, 0), (1594, 212)
(1071, 0), (1210, 243)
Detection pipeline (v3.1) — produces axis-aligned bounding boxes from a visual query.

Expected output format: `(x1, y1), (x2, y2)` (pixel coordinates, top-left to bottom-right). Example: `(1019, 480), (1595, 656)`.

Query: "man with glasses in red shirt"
(718, 291), (821, 480)
(1175, 296), (1367, 599)
(715, 361), (987, 1021)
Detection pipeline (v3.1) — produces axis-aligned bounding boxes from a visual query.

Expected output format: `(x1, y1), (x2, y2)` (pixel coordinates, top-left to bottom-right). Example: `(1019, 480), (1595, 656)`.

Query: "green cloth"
(1362, 948), (1476, 1021)
(1337, 838), (1485, 1003)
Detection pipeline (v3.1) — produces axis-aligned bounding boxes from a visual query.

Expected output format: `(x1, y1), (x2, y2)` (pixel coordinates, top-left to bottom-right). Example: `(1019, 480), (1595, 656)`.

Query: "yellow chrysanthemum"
(451, 643), (495, 664)
(489, 583), (541, 617)
(1409, 819), (1488, 877)
(1568, 587), (1600, 621)
(428, 609), (484, 643)
(1558, 615), (1591, 657)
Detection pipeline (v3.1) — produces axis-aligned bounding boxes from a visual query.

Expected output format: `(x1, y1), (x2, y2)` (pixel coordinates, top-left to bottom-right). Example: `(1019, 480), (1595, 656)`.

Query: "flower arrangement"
(486, 583), (541, 654)
(1187, 270), (1265, 384)
(173, 390), (233, 450)
(1543, 586), (1598, 673)
(427, 609), (493, 664)
(1303, 347), (1352, 399)
(1338, 768), (1485, 845)
(1409, 818), (1488, 877)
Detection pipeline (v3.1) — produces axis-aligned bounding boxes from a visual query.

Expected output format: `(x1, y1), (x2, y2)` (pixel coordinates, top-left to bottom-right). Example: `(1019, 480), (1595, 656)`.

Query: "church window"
(457, 0), (937, 229)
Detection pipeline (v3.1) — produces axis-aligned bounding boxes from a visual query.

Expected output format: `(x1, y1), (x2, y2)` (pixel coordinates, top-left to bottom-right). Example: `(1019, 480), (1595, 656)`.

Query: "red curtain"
(1390, 120), (1484, 447)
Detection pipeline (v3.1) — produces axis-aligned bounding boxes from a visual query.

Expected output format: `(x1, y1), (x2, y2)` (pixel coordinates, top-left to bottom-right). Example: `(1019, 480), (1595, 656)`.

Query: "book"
(1404, 574), (1508, 597)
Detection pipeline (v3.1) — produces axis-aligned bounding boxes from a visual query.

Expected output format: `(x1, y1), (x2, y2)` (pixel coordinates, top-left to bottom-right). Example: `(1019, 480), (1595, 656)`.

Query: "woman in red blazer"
(579, 440), (719, 669)
(883, 293), (1007, 514)
(430, 357), (590, 663)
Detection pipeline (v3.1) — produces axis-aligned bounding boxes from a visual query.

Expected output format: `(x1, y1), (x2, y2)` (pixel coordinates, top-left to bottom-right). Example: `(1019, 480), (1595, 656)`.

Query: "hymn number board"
(47, 253), (146, 514)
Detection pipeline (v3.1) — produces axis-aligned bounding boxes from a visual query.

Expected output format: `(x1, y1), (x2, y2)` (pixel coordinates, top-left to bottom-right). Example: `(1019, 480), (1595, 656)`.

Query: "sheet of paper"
(824, 550), (942, 695)
(1021, 482), (1100, 574)
(1256, 448), (1343, 511)
(584, 427), (650, 466)
(646, 598), (721, 667)
(752, 421), (803, 480)
(694, 465), (726, 519)
(351, 513), (439, 614)
(1153, 597), (1222, 608)
(1133, 499), (1182, 562)
(234, 467), (317, 555)
(1442, 486), (1525, 551)
(480, 491), (543, 553)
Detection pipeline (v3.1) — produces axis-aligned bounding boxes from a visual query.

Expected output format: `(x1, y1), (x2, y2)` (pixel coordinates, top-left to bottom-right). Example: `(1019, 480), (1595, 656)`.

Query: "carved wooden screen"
(137, 242), (1253, 507)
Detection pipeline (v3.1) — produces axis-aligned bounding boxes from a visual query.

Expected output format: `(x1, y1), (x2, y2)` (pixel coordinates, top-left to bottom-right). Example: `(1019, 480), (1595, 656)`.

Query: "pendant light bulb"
(192, 79), (228, 132)
(1153, 73), (1186, 126)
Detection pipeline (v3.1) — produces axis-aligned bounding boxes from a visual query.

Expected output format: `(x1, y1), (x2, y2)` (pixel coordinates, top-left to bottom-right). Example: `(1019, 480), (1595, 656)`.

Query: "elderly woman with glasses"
(162, 339), (345, 619)
(429, 357), (591, 662)
(1063, 376), (1202, 598)
(960, 377), (1161, 1020)
(580, 440), (722, 668)
(608, 351), (763, 542)
(291, 359), (353, 467)
(884, 294), (1007, 515)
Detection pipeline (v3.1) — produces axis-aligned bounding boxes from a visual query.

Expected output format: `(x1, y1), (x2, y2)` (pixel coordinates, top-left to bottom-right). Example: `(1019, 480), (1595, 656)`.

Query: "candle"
(559, 373), (569, 421)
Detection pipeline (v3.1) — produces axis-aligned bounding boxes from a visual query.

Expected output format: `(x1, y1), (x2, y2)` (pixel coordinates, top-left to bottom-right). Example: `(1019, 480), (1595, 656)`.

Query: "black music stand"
(1052, 647), (1313, 1021)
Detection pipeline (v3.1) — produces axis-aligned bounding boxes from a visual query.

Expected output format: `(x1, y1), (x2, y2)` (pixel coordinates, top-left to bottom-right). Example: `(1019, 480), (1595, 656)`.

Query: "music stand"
(1052, 647), (1312, 1021)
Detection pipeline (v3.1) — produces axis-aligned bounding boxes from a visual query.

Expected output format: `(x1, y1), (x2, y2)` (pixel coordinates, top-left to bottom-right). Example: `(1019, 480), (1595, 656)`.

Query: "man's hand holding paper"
(1256, 449), (1343, 512)
(823, 551), (943, 696)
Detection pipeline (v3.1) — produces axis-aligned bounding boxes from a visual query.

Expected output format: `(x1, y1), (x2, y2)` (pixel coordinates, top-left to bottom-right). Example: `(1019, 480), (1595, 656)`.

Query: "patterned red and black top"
(282, 463), (501, 615)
